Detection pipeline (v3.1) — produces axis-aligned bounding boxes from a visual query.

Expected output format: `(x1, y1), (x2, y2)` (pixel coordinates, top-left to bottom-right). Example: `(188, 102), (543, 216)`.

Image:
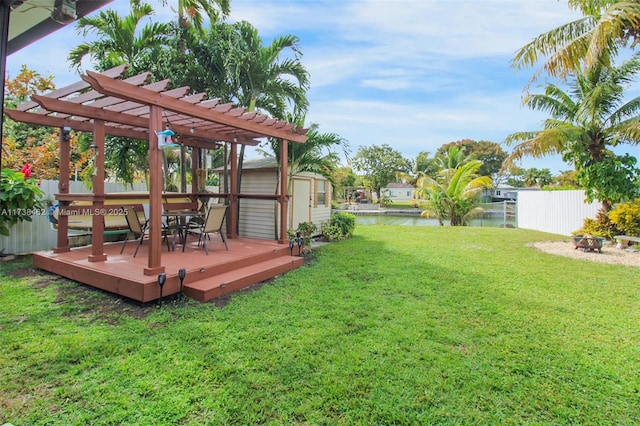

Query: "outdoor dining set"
(120, 199), (228, 257)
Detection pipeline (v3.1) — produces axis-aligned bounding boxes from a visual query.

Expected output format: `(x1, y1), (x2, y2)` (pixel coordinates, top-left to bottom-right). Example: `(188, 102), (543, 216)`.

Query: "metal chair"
(120, 206), (169, 257)
(185, 205), (228, 255)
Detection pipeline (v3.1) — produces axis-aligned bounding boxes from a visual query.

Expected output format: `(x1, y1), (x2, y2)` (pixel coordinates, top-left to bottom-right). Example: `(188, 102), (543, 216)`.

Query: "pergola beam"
(84, 71), (308, 143)
(4, 108), (149, 140)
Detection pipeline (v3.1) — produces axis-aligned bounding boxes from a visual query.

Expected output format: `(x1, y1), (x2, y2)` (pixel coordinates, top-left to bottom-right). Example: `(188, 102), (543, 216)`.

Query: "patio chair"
(120, 206), (169, 257)
(185, 205), (228, 255)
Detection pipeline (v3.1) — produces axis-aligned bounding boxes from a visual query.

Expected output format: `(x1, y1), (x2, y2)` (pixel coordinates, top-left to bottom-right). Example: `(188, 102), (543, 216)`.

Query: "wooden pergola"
(4, 65), (308, 276)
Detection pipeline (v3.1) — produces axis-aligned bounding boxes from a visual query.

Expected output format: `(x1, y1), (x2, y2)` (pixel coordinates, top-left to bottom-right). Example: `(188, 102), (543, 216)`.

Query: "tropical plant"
(68, 1), (173, 74)
(261, 120), (349, 187)
(3, 67), (94, 180)
(68, 1), (176, 187)
(158, 0), (230, 192)
(0, 167), (44, 237)
(512, 0), (640, 80)
(193, 20), (310, 231)
(414, 160), (492, 226)
(162, 0), (230, 34)
(435, 145), (470, 170)
(258, 119), (348, 239)
(608, 198), (640, 237)
(414, 151), (440, 178)
(504, 59), (640, 211)
(575, 210), (620, 240)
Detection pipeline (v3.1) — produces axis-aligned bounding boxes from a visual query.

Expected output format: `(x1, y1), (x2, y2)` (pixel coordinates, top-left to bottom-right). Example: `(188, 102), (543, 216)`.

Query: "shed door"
(291, 178), (311, 230)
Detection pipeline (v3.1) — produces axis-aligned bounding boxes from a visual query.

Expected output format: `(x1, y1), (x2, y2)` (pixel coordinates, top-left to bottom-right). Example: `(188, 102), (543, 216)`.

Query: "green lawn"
(1, 226), (639, 424)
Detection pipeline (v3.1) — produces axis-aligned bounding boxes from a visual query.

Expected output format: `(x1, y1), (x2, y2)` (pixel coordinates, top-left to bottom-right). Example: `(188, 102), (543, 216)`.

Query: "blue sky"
(7, 0), (590, 173)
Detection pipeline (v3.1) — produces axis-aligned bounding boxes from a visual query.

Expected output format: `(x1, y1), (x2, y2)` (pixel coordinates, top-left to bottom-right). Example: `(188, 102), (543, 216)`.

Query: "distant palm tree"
(512, 0), (640, 80)
(415, 160), (492, 226)
(504, 58), (640, 210)
(436, 145), (471, 170)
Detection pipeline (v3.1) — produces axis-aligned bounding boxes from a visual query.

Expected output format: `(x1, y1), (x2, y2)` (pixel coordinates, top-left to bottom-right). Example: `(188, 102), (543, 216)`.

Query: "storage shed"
(217, 157), (332, 239)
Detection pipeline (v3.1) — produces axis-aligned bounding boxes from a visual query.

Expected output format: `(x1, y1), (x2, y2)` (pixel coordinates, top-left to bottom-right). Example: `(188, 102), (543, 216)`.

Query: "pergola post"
(88, 120), (107, 262)
(229, 141), (238, 239)
(191, 147), (200, 194)
(0, 1), (9, 173)
(278, 139), (289, 243)
(144, 105), (165, 276)
(53, 126), (71, 253)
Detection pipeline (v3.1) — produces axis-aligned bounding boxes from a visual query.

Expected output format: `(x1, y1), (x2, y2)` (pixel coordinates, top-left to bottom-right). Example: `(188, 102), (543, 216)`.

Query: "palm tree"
(436, 145), (471, 170)
(161, 0), (230, 33)
(159, 0), (230, 192)
(504, 58), (640, 210)
(512, 0), (640, 80)
(415, 160), (492, 226)
(68, 2), (172, 74)
(68, 2), (174, 187)
(198, 20), (309, 232)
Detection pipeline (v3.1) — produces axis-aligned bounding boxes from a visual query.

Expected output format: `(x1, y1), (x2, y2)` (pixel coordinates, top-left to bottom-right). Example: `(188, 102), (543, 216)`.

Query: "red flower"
(20, 163), (32, 179)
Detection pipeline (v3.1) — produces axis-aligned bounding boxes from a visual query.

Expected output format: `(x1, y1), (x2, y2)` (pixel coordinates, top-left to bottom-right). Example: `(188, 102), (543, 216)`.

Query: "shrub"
(296, 222), (317, 248)
(574, 210), (620, 240)
(608, 199), (640, 237)
(0, 167), (44, 236)
(321, 212), (356, 241)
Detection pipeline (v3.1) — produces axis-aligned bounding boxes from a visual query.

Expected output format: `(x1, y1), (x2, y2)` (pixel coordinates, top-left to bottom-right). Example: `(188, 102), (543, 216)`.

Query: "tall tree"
(512, 0), (640, 80)
(350, 144), (412, 201)
(159, 0), (230, 192)
(68, 1), (172, 74)
(438, 139), (506, 179)
(3, 66), (92, 180)
(523, 168), (554, 188)
(414, 160), (492, 226)
(68, 1), (174, 187)
(504, 58), (640, 210)
(415, 151), (440, 178)
(194, 20), (309, 231)
(165, 0), (230, 32)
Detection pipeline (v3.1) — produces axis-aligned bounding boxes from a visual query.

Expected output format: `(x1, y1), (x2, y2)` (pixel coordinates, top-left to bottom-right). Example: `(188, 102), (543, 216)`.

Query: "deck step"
(183, 256), (304, 302)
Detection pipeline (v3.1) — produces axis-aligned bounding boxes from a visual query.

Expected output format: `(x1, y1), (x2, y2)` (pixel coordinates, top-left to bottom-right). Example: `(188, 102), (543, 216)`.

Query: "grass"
(380, 200), (419, 210)
(1, 225), (640, 424)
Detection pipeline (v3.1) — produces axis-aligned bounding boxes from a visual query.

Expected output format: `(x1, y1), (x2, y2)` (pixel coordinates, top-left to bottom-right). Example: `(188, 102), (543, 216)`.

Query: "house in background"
(216, 157), (332, 239)
(484, 184), (540, 202)
(382, 182), (415, 202)
(490, 184), (518, 201)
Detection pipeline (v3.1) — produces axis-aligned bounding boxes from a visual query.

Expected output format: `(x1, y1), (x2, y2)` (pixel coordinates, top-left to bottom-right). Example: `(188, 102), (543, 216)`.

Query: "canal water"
(355, 215), (512, 227)
(350, 201), (516, 228)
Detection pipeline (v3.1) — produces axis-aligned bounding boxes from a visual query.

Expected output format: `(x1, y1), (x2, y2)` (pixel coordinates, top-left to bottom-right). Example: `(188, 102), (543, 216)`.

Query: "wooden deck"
(33, 237), (304, 303)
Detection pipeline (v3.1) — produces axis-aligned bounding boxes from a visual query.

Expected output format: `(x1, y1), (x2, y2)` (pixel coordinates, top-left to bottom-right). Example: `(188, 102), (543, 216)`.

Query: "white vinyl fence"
(517, 190), (600, 236)
(0, 180), (147, 255)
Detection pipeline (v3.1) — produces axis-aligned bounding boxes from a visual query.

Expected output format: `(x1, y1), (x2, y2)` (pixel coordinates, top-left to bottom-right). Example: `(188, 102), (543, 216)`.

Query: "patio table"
(162, 211), (204, 251)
